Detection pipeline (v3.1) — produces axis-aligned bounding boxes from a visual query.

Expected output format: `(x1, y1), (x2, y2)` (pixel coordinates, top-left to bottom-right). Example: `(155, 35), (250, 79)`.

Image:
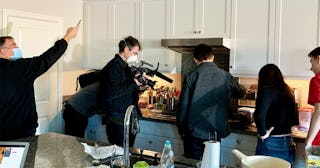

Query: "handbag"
(76, 69), (101, 90)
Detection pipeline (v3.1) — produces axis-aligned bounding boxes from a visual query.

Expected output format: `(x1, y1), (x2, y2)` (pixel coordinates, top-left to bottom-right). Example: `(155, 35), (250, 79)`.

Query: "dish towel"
(81, 143), (124, 159)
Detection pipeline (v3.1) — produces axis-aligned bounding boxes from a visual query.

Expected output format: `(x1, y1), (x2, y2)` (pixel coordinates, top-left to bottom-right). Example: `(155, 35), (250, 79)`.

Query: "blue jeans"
(256, 136), (295, 164)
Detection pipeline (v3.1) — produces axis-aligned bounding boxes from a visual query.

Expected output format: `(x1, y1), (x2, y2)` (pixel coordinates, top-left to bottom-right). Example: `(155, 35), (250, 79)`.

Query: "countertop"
(16, 133), (203, 168)
(140, 108), (307, 141)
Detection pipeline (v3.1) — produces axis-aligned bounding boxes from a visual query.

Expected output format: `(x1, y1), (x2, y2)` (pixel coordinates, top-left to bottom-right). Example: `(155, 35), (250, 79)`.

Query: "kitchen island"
(16, 132), (201, 168)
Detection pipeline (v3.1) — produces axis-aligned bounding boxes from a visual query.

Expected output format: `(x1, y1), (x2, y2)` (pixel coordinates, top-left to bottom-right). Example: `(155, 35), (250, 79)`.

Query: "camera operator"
(98, 36), (148, 147)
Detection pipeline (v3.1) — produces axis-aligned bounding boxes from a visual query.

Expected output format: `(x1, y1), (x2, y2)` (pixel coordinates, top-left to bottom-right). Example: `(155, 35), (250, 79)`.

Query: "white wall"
(0, 0), (84, 70)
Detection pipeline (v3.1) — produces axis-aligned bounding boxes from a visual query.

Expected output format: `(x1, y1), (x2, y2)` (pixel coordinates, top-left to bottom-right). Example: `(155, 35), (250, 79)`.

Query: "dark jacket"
(98, 54), (140, 125)
(0, 39), (68, 140)
(177, 62), (245, 139)
(254, 86), (299, 136)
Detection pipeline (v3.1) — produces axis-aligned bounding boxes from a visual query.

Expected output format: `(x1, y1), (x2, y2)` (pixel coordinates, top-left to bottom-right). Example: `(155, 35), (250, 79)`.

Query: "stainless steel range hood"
(161, 38), (230, 54)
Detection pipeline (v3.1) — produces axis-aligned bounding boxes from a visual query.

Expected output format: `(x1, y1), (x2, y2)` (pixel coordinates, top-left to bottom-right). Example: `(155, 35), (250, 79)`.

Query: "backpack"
(76, 69), (101, 91)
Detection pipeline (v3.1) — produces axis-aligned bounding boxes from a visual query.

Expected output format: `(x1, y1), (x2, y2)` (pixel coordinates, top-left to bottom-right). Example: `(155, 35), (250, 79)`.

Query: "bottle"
(160, 140), (174, 168)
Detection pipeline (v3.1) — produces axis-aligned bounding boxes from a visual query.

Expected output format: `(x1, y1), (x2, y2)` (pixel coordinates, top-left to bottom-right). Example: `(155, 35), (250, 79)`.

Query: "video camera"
(130, 61), (173, 89)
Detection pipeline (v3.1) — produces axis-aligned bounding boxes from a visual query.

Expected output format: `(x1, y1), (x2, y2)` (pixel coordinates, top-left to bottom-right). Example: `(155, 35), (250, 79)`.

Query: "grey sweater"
(177, 62), (245, 139)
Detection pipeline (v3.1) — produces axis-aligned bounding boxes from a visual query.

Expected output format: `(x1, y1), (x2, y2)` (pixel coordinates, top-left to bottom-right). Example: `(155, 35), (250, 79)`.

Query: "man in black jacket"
(98, 36), (147, 147)
(0, 26), (78, 140)
(177, 44), (246, 160)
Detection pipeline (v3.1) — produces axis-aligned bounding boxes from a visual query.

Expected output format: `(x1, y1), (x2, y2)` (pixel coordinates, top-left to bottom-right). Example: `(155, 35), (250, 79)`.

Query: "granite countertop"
(16, 133), (203, 168)
(140, 108), (307, 141)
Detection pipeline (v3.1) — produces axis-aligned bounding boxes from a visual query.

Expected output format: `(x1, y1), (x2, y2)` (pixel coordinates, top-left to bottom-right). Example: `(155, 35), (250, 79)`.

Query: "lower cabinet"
(85, 114), (108, 143)
(220, 133), (257, 168)
(134, 120), (184, 157)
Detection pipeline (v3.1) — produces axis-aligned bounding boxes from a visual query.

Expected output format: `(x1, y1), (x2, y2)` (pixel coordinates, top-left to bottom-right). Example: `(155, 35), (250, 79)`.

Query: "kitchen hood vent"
(161, 38), (230, 54)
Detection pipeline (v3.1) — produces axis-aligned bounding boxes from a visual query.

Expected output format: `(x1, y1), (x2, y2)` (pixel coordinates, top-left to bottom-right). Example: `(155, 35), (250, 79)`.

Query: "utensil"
(232, 149), (291, 168)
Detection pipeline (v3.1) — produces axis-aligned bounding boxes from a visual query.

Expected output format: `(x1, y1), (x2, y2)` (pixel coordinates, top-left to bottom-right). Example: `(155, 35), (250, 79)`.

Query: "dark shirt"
(0, 39), (68, 140)
(177, 62), (245, 139)
(98, 54), (140, 125)
(254, 86), (299, 136)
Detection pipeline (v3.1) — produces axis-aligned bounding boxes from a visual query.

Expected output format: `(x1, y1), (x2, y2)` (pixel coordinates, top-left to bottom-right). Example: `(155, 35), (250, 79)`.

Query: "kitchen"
(0, 0), (317, 167)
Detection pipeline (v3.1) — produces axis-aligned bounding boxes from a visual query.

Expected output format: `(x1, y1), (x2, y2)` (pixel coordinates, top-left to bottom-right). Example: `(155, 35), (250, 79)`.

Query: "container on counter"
(298, 107), (314, 132)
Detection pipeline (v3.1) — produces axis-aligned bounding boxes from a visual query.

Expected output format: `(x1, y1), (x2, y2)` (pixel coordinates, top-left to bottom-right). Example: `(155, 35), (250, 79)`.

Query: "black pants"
(106, 121), (136, 147)
(63, 104), (88, 138)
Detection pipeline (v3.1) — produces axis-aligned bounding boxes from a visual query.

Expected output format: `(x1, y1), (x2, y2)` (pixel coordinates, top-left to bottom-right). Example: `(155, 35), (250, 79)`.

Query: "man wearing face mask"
(98, 36), (147, 146)
(0, 26), (79, 140)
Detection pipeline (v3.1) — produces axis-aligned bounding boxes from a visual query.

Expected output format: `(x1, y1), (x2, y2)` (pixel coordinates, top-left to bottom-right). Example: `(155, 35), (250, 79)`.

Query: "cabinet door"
(134, 133), (157, 151)
(167, 0), (197, 38)
(83, 0), (139, 69)
(83, 1), (113, 69)
(201, 0), (231, 37)
(140, 0), (173, 72)
(230, 0), (271, 76)
(275, 0), (318, 78)
(167, 0), (231, 38)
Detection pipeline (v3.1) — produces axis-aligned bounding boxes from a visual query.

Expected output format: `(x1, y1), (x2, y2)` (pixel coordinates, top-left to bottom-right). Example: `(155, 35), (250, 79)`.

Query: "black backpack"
(76, 69), (101, 91)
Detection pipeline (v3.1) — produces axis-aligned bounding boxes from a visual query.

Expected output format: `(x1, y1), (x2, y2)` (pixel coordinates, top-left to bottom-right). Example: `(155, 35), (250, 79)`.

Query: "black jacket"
(177, 62), (245, 139)
(98, 54), (140, 125)
(0, 39), (68, 140)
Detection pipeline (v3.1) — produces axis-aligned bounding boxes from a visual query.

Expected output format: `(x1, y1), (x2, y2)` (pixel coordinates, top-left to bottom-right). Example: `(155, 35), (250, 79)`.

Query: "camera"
(130, 61), (173, 89)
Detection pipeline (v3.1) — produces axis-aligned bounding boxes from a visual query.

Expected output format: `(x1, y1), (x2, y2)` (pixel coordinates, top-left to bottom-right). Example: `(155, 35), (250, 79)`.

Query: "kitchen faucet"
(117, 105), (139, 168)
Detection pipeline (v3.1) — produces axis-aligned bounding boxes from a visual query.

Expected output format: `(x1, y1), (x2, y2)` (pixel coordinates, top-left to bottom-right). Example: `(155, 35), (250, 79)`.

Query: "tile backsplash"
(239, 77), (313, 108)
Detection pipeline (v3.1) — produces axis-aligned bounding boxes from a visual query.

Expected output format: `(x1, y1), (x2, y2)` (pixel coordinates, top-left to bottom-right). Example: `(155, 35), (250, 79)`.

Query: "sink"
(99, 153), (195, 168)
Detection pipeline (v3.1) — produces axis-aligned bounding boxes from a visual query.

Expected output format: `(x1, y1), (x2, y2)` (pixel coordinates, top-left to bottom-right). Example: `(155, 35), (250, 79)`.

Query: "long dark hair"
(258, 64), (294, 101)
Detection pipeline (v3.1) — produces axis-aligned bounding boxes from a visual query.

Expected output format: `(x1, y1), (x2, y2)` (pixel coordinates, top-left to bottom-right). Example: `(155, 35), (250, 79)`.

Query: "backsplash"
(239, 77), (313, 108)
(62, 70), (313, 109)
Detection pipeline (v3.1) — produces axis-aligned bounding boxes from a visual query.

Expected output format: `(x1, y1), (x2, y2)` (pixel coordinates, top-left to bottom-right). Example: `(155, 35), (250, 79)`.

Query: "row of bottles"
(139, 86), (180, 113)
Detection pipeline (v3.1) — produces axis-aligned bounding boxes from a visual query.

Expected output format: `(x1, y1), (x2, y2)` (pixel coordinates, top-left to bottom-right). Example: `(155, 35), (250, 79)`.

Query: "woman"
(254, 64), (299, 164)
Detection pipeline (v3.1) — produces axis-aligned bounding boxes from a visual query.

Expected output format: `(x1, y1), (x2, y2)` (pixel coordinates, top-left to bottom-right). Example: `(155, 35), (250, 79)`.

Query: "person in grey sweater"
(177, 44), (246, 160)
(63, 82), (99, 138)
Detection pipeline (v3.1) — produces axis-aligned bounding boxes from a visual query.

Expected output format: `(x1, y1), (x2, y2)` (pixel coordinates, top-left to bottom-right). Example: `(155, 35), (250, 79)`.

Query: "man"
(63, 82), (99, 138)
(177, 44), (246, 160)
(98, 36), (147, 147)
(305, 47), (320, 148)
(0, 26), (78, 140)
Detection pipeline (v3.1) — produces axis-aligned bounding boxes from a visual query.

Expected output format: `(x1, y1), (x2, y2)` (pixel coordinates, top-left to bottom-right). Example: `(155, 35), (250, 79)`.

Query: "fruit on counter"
(133, 161), (150, 168)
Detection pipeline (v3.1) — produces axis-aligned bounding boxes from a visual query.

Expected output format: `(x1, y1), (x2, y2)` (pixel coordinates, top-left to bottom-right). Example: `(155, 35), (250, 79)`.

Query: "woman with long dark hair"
(254, 64), (299, 164)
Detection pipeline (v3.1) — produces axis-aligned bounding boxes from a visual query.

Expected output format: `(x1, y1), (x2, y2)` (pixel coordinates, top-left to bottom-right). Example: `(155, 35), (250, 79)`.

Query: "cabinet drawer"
(221, 133), (257, 151)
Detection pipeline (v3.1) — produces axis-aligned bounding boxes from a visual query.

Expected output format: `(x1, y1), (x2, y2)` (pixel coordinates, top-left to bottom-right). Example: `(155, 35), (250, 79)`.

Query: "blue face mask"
(11, 48), (23, 61)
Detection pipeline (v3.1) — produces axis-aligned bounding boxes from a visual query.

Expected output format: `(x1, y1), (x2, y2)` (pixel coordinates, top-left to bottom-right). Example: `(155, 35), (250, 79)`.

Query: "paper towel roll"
(201, 141), (220, 168)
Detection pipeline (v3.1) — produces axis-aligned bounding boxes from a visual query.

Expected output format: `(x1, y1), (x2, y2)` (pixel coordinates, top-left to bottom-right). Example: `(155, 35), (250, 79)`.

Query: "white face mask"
(127, 55), (138, 63)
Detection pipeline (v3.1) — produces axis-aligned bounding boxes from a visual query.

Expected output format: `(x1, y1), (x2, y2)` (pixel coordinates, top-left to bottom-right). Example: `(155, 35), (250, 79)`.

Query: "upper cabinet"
(230, 0), (318, 78)
(166, 0), (231, 38)
(140, 0), (174, 72)
(83, 0), (140, 69)
(274, 0), (318, 78)
(229, 0), (270, 76)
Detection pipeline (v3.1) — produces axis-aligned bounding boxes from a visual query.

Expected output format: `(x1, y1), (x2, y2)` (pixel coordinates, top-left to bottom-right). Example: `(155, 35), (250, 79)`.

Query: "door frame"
(2, 9), (64, 133)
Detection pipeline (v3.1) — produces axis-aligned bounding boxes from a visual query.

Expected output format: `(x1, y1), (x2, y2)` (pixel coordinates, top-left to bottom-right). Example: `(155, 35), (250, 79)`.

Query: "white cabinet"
(229, 0), (271, 76)
(167, 0), (231, 38)
(220, 133), (257, 168)
(83, 0), (140, 69)
(274, 0), (318, 78)
(134, 120), (184, 157)
(230, 0), (319, 78)
(140, 0), (173, 72)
